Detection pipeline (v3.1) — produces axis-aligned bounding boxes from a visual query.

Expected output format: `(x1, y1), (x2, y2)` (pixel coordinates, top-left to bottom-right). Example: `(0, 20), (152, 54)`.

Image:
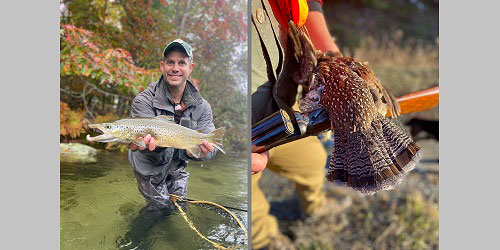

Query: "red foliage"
(61, 24), (159, 95)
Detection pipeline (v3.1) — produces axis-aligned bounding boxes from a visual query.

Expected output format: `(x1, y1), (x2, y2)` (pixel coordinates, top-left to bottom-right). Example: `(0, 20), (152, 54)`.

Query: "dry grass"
(349, 31), (439, 95)
(291, 172), (439, 250)
(260, 161), (439, 250)
(347, 31), (439, 120)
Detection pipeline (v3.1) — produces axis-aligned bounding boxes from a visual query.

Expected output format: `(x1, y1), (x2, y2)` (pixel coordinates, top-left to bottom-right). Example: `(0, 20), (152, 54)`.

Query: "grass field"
(259, 140), (439, 250)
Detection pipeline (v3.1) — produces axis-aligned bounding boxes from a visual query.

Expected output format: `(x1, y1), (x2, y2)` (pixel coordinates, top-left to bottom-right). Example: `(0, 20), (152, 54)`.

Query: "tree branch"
(80, 76), (133, 101)
(101, 0), (108, 25)
(60, 87), (84, 98)
(81, 85), (96, 120)
(178, 0), (192, 37)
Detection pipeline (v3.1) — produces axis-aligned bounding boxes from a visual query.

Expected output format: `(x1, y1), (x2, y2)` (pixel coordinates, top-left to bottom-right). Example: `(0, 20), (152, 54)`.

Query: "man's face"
(160, 51), (194, 88)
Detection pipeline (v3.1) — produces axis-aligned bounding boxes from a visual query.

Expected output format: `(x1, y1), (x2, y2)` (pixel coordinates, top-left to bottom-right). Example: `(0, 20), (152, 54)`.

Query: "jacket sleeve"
(129, 91), (167, 159)
(182, 100), (218, 161)
(130, 91), (156, 118)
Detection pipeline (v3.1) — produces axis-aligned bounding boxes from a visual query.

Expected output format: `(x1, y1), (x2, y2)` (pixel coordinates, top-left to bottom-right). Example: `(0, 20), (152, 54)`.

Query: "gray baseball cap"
(163, 39), (193, 61)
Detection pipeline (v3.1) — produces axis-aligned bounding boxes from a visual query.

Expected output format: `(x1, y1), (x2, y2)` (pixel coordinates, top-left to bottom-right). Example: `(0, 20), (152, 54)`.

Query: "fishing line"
(169, 194), (248, 249)
(184, 197), (248, 212)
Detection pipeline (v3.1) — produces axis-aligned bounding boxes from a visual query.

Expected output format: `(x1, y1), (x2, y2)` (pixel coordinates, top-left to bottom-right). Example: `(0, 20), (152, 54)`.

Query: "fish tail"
(207, 127), (226, 154)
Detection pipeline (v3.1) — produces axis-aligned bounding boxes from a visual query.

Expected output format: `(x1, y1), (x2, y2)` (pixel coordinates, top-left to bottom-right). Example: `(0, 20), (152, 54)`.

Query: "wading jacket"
(128, 77), (217, 184)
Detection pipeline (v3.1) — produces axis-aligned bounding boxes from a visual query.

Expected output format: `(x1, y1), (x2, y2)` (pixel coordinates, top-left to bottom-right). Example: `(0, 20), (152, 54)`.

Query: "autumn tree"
(60, 0), (248, 151)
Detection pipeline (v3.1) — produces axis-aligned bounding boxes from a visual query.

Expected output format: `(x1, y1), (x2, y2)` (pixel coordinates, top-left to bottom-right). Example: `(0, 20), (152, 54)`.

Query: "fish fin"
(132, 139), (146, 148)
(211, 144), (225, 154)
(154, 115), (175, 123)
(186, 146), (201, 158)
(207, 127), (226, 154)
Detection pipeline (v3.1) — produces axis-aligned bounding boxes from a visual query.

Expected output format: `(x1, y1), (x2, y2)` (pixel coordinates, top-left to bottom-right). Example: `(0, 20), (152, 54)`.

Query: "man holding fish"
(127, 38), (220, 206)
(86, 39), (225, 248)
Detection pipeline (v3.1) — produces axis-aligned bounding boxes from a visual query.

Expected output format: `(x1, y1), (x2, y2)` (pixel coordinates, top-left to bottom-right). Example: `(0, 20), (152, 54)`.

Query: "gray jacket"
(128, 77), (217, 184)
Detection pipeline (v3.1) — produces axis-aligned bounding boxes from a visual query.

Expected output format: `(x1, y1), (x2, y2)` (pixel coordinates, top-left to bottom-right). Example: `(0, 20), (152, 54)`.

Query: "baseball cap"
(163, 39), (193, 61)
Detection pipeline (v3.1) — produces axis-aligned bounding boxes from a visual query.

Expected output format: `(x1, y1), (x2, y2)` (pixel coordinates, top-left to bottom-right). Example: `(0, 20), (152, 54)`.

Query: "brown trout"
(86, 115), (225, 157)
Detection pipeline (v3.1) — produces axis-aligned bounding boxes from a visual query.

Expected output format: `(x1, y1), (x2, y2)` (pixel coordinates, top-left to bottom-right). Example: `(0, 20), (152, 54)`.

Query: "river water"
(60, 150), (248, 249)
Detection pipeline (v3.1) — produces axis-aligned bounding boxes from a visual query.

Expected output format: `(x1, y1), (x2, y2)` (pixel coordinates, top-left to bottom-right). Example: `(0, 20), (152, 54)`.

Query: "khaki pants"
(251, 136), (328, 249)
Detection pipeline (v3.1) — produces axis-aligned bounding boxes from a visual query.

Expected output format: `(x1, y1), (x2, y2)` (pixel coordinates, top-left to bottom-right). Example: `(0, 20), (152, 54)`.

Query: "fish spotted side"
(86, 115), (225, 158)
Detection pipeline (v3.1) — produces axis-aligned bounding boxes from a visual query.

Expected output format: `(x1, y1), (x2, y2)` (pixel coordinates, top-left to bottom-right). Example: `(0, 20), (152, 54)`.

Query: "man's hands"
(130, 135), (214, 158)
(186, 140), (214, 159)
(252, 145), (269, 175)
(129, 134), (156, 151)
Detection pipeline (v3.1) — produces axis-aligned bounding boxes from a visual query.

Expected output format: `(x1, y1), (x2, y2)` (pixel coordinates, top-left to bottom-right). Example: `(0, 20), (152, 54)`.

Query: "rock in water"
(60, 143), (97, 164)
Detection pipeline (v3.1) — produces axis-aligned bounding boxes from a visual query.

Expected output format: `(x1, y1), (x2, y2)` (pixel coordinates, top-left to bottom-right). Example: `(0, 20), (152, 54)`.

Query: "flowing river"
(61, 150), (248, 249)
